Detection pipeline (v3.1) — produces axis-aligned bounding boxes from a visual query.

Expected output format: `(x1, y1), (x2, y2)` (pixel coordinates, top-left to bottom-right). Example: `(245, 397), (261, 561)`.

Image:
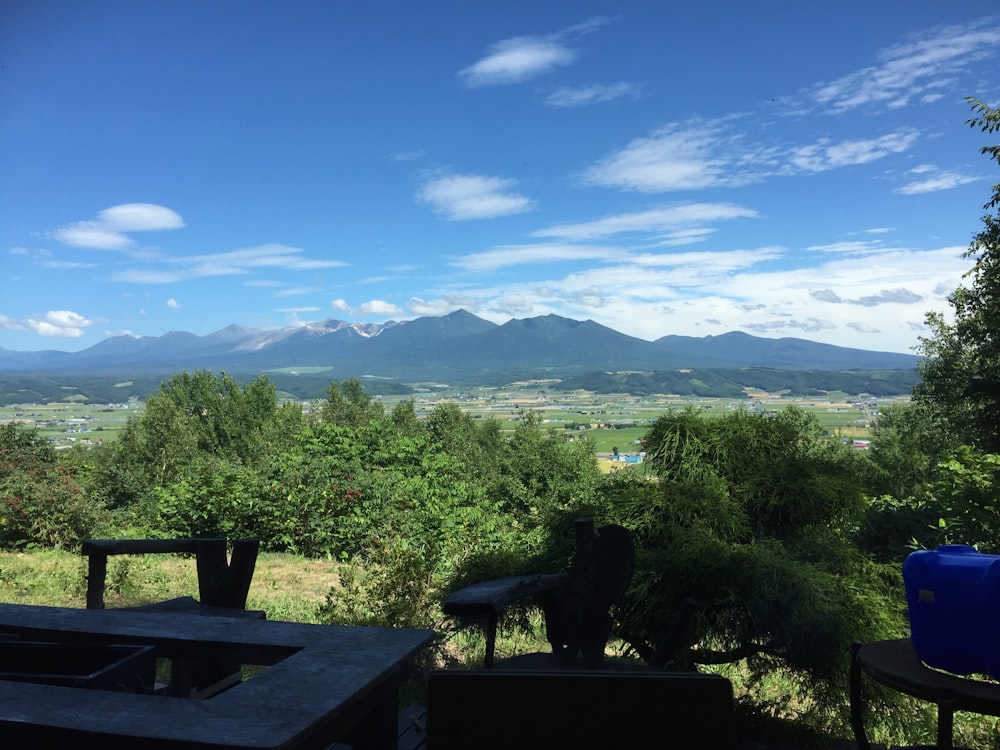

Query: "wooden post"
(85, 552), (108, 610)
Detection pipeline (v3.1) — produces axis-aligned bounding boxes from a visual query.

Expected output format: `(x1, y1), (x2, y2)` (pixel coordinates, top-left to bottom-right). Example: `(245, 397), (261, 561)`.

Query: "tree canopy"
(914, 98), (1000, 452)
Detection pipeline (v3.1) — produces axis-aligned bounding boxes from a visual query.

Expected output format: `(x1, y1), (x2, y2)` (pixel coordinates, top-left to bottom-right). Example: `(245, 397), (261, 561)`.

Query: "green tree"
(913, 97), (1000, 452)
(91, 371), (303, 516)
(598, 408), (902, 734)
(320, 377), (385, 428)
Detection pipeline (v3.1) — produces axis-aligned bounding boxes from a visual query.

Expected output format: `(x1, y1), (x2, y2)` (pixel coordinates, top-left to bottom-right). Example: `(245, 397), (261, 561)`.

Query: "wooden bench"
(425, 669), (737, 749)
(80, 537), (262, 697)
(81, 537), (260, 611)
(443, 518), (635, 669)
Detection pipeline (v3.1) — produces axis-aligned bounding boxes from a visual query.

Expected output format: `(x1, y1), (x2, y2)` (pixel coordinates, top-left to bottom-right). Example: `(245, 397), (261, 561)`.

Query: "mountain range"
(0, 310), (919, 383)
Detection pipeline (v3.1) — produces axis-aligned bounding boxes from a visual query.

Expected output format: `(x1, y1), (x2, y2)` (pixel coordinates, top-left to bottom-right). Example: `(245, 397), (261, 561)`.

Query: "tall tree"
(320, 377), (384, 428)
(913, 98), (1000, 451)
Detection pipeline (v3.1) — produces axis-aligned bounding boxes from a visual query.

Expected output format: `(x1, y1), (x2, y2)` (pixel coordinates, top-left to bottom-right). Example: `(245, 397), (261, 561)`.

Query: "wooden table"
(0, 603), (434, 749)
(850, 638), (1000, 750)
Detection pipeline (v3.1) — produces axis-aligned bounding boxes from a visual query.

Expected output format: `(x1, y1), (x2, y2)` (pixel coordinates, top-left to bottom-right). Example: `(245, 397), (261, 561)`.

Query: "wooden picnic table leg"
(849, 642), (873, 750)
(346, 682), (401, 750)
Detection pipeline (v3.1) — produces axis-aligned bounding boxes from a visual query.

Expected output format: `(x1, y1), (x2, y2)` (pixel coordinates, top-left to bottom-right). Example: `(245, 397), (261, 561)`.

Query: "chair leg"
(936, 699), (955, 750)
(483, 612), (499, 668)
(850, 642), (873, 750)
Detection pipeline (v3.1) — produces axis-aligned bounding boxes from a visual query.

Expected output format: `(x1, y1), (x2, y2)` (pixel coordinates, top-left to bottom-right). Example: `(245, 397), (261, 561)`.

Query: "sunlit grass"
(0, 549), (338, 624)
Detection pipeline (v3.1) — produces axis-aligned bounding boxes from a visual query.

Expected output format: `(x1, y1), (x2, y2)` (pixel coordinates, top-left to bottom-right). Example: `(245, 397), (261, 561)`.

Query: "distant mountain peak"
(0, 312), (920, 379)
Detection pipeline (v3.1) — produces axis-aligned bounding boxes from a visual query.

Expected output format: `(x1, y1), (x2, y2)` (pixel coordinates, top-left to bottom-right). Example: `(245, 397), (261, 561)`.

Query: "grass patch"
(0, 549), (340, 624)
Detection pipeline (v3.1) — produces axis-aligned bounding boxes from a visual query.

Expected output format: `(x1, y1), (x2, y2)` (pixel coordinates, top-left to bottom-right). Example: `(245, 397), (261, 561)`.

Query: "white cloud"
(0, 315), (25, 331)
(41, 260), (99, 270)
(274, 287), (321, 298)
(658, 228), (718, 247)
(99, 204), (184, 232)
(582, 123), (736, 192)
(806, 240), (894, 254)
(809, 20), (1000, 113)
(166, 298), (181, 309)
(330, 299), (404, 317)
(897, 166), (980, 195)
(417, 174), (535, 220)
(545, 82), (641, 107)
(357, 300), (403, 316)
(113, 244), (348, 284)
(460, 37), (575, 87)
(459, 18), (610, 87)
(54, 223), (133, 250)
(583, 118), (921, 195)
(789, 129), (919, 172)
(25, 310), (94, 338)
(451, 243), (613, 273)
(408, 296), (477, 317)
(535, 203), (758, 241)
(54, 203), (184, 250)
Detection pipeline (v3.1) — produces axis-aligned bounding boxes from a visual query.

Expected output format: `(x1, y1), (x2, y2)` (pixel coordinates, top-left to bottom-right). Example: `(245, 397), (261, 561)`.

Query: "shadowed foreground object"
(425, 669), (736, 749)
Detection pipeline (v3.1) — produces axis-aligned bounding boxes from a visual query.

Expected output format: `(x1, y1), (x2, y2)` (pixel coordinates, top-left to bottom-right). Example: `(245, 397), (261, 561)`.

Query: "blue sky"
(2, 2), (999, 355)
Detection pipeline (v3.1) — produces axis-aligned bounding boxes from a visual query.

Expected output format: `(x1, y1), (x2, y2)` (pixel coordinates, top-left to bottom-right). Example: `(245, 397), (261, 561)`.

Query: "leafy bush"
(595, 408), (905, 735)
(0, 424), (108, 549)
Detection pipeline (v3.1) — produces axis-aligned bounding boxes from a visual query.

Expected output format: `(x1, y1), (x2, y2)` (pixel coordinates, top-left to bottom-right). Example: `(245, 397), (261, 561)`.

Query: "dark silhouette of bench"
(442, 518), (635, 669)
(425, 669), (737, 749)
(80, 537), (262, 696)
(82, 537), (259, 612)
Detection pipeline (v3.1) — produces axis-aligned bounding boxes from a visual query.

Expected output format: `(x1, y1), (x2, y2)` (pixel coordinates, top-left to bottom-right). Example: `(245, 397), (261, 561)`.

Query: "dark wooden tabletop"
(0, 603), (434, 749)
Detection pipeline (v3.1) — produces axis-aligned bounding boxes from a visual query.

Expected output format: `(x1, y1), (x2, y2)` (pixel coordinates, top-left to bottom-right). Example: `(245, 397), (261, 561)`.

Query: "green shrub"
(0, 424), (109, 550)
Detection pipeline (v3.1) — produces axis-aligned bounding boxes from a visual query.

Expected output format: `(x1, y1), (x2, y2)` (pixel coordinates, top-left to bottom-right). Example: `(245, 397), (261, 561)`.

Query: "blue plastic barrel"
(903, 544), (1000, 678)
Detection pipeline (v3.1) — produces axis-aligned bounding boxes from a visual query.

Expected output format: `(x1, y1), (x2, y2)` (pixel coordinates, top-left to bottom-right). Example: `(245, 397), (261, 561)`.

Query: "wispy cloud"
(806, 240), (897, 255)
(535, 203), (758, 241)
(810, 288), (924, 306)
(274, 286), (323, 298)
(896, 163), (980, 194)
(809, 19), (1000, 113)
(460, 37), (574, 87)
(458, 17), (609, 87)
(112, 244), (348, 284)
(54, 203), (184, 250)
(166, 298), (181, 309)
(581, 122), (739, 192)
(451, 243), (613, 273)
(789, 129), (919, 172)
(417, 174), (535, 220)
(545, 82), (641, 107)
(583, 117), (921, 194)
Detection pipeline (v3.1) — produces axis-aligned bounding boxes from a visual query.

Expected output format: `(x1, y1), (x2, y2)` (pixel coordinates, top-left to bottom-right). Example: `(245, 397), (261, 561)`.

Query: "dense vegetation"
(4, 100), (1000, 746)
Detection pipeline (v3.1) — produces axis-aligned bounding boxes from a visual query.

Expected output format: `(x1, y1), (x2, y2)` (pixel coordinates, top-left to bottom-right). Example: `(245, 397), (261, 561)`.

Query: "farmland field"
(2, 382), (894, 455)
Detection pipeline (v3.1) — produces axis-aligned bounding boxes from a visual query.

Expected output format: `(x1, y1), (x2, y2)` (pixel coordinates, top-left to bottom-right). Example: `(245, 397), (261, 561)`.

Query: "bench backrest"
(426, 669), (737, 749)
(543, 519), (635, 667)
(81, 537), (259, 610)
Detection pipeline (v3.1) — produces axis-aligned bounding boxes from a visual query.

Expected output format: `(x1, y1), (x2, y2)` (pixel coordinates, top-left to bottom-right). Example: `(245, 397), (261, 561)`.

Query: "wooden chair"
(442, 518), (635, 669)
(425, 669), (737, 749)
(80, 537), (262, 697)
